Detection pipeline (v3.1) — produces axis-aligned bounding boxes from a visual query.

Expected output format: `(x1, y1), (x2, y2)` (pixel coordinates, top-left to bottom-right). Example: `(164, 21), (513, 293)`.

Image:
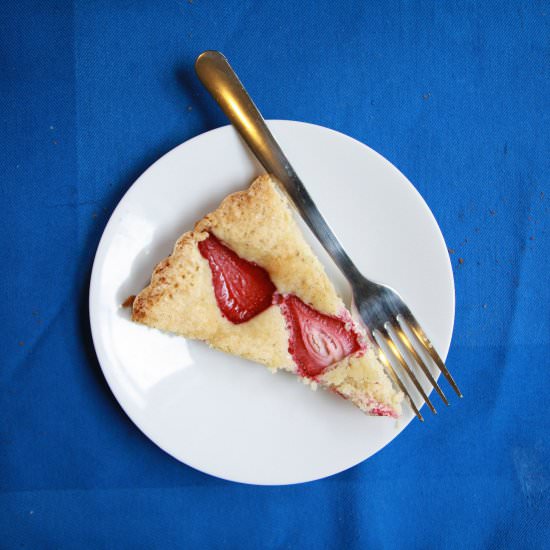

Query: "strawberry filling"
(198, 234), (276, 324)
(276, 294), (364, 378)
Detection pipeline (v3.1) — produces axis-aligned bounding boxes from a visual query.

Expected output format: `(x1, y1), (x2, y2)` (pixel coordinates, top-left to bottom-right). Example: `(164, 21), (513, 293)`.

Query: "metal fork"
(195, 51), (462, 420)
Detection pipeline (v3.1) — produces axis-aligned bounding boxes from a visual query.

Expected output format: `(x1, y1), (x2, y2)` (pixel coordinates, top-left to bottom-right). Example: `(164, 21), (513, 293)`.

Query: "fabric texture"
(1, 0), (548, 547)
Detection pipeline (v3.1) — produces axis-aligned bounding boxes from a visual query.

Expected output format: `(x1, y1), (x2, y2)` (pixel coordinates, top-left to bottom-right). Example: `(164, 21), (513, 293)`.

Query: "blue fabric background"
(1, 1), (549, 547)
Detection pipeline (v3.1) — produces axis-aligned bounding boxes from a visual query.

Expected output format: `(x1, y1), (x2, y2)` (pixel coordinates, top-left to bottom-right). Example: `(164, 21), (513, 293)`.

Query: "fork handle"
(195, 50), (362, 283)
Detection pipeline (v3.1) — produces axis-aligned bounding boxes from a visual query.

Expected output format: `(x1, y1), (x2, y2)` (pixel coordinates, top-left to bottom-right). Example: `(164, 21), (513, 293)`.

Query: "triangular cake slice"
(132, 175), (403, 417)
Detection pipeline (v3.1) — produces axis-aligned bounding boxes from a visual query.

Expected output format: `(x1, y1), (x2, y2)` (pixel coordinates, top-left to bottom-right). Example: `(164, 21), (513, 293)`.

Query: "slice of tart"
(132, 175), (403, 417)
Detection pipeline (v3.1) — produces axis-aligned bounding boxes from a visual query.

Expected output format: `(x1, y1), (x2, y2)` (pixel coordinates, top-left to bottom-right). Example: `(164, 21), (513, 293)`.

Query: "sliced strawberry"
(277, 294), (364, 378)
(198, 233), (276, 324)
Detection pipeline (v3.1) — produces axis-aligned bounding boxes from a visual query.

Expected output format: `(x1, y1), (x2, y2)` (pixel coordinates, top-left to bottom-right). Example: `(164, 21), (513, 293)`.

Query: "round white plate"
(90, 120), (454, 485)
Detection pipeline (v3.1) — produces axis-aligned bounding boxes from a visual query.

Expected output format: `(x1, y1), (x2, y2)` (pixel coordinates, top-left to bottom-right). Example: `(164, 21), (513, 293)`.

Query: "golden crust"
(132, 175), (402, 416)
(320, 349), (403, 416)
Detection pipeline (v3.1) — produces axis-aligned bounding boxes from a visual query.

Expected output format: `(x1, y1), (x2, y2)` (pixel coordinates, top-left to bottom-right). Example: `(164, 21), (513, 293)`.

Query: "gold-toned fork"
(195, 50), (462, 420)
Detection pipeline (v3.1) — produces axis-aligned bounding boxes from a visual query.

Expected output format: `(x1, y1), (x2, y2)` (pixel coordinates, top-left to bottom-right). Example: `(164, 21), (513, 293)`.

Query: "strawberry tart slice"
(132, 175), (403, 417)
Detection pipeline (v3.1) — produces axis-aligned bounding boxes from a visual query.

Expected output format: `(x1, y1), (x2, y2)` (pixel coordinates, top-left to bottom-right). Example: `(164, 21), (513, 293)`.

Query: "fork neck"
(282, 172), (365, 285)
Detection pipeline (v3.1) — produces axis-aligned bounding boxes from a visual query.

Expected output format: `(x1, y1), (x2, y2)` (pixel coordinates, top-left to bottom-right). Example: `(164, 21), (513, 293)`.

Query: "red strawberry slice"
(198, 233), (276, 324)
(277, 294), (365, 378)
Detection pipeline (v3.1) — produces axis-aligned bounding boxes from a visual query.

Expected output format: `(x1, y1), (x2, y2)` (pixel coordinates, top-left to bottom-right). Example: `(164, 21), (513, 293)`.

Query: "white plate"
(90, 120), (454, 485)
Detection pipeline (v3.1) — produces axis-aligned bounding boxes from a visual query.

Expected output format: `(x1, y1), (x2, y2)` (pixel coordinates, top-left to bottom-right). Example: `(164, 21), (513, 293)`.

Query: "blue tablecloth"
(1, 1), (548, 547)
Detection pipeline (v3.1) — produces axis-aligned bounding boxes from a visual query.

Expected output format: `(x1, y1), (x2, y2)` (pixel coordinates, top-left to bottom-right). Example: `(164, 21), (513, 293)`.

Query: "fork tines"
(373, 314), (462, 421)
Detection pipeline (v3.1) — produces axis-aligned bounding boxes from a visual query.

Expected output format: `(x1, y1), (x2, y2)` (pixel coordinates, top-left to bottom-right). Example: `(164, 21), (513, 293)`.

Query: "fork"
(195, 51), (462, 420)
